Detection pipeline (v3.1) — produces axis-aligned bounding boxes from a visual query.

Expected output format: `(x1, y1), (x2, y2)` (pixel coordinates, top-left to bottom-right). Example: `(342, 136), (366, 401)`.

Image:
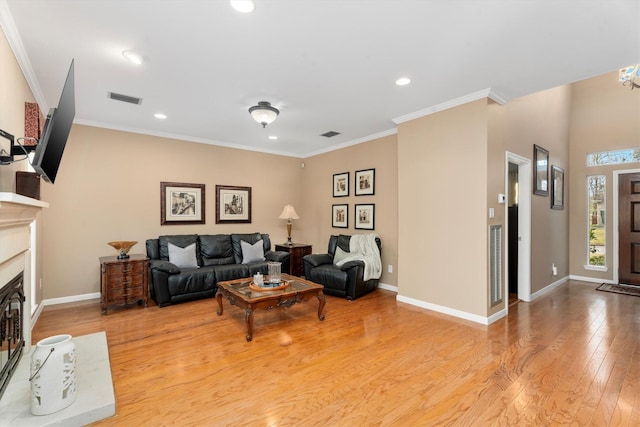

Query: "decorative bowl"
(250, 280), (289, 292)
(107, 241), (137, 259)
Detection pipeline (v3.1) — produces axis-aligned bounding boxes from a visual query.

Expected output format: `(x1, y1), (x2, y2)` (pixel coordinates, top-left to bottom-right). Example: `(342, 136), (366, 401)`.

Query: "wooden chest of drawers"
(275, 243), (312, 277)
(99, 254), (149, 314)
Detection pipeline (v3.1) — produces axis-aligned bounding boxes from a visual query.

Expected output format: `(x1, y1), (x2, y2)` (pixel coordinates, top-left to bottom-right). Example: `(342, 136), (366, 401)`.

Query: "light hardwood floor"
(32, 280), (640, 426)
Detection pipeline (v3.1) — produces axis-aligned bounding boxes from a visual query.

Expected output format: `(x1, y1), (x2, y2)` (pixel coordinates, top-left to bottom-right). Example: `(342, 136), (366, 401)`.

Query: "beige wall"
(568, 71), (640, 281)
(397, 100), (489, 317)
(303, 134), (398, 286)
(4, 21), (631, 319)
(396, 86), (572, 320)
(0, 27), (45, 306)
(501, 86), (572, 295)
(39, 125), (303, 298)
(0, 28), (35, 189)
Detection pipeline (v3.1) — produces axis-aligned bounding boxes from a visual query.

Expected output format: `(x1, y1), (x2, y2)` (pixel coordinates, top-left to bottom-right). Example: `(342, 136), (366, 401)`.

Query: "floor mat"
(596, 282), (640, 297)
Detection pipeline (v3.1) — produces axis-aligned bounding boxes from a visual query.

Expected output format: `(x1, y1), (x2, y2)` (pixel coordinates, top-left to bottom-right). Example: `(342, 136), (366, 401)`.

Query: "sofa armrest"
(303, 253), (332, 268)
(266, 250), (289, 263)
(149, 259), (181, 274)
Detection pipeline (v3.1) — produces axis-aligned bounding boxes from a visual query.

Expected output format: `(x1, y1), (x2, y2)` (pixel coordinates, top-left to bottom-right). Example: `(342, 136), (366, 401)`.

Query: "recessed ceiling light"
(154, 113), (167, 119)
(230, 0), (255, 13)
(268, 135), (278, 140)
(122, 50), (144, 65)
(395, 77), (411, 86)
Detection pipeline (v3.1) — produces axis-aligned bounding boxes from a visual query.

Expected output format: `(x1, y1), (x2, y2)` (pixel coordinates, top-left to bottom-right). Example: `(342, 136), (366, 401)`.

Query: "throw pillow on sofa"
(168, 242), (199, 268)
(241, 239), (265, 264)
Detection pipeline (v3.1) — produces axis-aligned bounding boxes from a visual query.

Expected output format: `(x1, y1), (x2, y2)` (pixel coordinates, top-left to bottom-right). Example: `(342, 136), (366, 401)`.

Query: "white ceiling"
(1, 0), (638, 158)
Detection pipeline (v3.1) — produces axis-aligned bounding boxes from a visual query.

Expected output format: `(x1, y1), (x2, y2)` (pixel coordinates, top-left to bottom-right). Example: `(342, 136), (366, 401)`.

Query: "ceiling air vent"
(321, 131), (340, 138)
(107, 91), (142, 105)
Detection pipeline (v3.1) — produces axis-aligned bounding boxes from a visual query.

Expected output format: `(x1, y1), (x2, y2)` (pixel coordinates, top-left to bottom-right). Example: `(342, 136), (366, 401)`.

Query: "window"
(587, 148), (640, 166)
(587, 176), (605, 267)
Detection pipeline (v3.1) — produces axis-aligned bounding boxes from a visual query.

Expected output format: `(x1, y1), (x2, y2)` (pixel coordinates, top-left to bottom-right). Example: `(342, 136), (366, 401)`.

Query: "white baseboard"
(487, 308), (507, 325)
(395, 276), (573, 326)
(529, 275), (569, 301)
(31, 302), (45, 330)
(569, 275), (616, 285)
(378, 282), (397, 293)
(396, 294), (492, 325)
(43, 292), (100, 306)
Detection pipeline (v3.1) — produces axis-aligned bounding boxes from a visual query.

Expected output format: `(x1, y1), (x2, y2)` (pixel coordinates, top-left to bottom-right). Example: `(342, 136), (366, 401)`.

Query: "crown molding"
(0, 0), (48, 112)
(302, 128), (398, 158)
(392, 88), (508, 125)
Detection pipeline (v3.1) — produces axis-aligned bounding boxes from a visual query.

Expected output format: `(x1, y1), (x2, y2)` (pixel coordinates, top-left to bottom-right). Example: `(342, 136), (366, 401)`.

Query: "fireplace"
(0, 272), (24, 399)
(0, 192), (48, 404)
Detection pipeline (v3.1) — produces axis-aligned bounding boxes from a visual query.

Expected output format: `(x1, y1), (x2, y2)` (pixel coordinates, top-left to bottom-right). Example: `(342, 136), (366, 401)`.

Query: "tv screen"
(32, 60), (75, 184)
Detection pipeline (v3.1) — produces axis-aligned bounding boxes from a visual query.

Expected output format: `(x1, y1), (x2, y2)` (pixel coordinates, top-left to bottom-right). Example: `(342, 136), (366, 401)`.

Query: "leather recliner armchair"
(303, 234), (381, 300)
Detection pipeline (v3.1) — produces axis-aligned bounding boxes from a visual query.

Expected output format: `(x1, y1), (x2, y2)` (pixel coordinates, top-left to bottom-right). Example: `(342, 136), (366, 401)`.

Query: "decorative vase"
(30, 334), (77, 415)
(268, 261), (281, 284)
(107, 240), (137, 259)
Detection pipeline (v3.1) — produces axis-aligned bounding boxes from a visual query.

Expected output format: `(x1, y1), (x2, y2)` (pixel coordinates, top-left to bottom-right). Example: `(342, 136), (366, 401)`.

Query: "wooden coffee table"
(215, 274), (326, 341)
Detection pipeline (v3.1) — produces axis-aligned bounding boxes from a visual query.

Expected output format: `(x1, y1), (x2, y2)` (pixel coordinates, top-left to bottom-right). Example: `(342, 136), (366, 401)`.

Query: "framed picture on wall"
(551, 165), (564, 209)
(215, 185), (251, 223)
(160, 182), (205, 225)
(533, 145), (549, 196)
(355, 204), (375, 230)
(332, 204), (348, 228)
(333, 172), (349, 197)
(355, 168), (375, 196)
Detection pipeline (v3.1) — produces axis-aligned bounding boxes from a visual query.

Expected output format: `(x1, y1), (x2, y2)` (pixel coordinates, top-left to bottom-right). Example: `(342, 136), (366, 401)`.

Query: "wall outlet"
(552, 264), (558, 276)
(388, 264), (393, 273)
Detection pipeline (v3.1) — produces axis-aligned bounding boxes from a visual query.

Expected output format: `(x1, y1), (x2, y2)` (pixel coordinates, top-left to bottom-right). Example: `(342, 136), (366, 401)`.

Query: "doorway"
(506, 152), (532, 306)
(507, 162), (519, 303)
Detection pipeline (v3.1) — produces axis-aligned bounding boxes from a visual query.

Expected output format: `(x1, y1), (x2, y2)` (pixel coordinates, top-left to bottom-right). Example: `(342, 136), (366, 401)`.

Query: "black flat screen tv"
(32, 60), (75, 184)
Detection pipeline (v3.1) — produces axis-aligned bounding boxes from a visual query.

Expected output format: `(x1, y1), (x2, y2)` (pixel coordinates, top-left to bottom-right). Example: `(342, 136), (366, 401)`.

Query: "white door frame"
(612, 168), (640, 285)
(505, 152), (532, 305)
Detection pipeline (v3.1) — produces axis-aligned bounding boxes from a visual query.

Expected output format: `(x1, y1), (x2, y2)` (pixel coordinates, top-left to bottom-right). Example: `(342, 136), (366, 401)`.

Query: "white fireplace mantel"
(0, 192), (48, 354)
(0, 192), (48, 226)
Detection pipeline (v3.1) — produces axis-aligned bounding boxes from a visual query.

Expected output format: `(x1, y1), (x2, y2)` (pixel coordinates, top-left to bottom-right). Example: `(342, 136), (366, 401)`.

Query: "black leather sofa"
(145, 233), (289, 307)
(303, 234), (381, 300)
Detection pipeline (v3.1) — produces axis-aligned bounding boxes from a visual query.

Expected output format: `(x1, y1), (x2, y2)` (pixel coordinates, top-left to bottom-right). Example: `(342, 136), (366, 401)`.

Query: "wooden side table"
(275, 243), (312, 277)
(99, 254), (149, 314)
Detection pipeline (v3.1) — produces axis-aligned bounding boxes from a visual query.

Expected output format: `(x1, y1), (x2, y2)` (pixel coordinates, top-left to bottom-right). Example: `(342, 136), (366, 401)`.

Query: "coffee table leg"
(245, 308), (255, 341)
(317, 292), (326, 321)
(216, 291), (224, 316)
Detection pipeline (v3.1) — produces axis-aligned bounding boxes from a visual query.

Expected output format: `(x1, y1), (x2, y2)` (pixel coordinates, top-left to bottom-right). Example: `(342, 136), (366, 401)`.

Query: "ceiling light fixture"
(154, 113), (167, 119)
(230, 0), (255, 13)
(249, 101), (279, 128)
(122, 50), (144, 65)
(268, 135), (278, 140)
(619, 65), (640, 89)
(395, 77), (411, 86)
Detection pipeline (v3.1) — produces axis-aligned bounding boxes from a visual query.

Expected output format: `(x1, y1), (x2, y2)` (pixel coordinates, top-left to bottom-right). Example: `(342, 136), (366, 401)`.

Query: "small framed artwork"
(333, 172), (349, 197)
(533, 145), (549, 196)
(332, 204), (348, 228)
(216, 185), (251, 223)
(551, 165), (564, 210)
(160, 182), (205, 225)
(355, 204), (375, 230)
(355, 168), (375, 196)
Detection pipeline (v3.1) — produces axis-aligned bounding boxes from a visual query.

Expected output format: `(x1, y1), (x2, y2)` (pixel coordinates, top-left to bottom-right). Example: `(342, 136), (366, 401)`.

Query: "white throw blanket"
(335, 233), (382, 281)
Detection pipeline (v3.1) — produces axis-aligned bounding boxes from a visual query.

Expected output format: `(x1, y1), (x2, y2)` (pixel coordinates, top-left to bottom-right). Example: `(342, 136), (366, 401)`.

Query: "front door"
(618, 172), (640, 285)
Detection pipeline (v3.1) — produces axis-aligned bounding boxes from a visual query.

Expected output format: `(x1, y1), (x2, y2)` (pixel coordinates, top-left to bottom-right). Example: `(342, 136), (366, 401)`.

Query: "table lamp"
(278, 204), (299, 244)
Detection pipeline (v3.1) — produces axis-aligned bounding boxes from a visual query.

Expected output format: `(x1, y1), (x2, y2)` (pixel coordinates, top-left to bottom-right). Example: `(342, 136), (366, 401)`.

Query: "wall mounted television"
(32, 59), (75, 184)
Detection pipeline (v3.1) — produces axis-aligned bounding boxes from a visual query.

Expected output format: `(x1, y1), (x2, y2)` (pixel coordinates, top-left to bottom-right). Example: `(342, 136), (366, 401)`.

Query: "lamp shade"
(278, 204), (299, 220)
(249, 101), (279, 127)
